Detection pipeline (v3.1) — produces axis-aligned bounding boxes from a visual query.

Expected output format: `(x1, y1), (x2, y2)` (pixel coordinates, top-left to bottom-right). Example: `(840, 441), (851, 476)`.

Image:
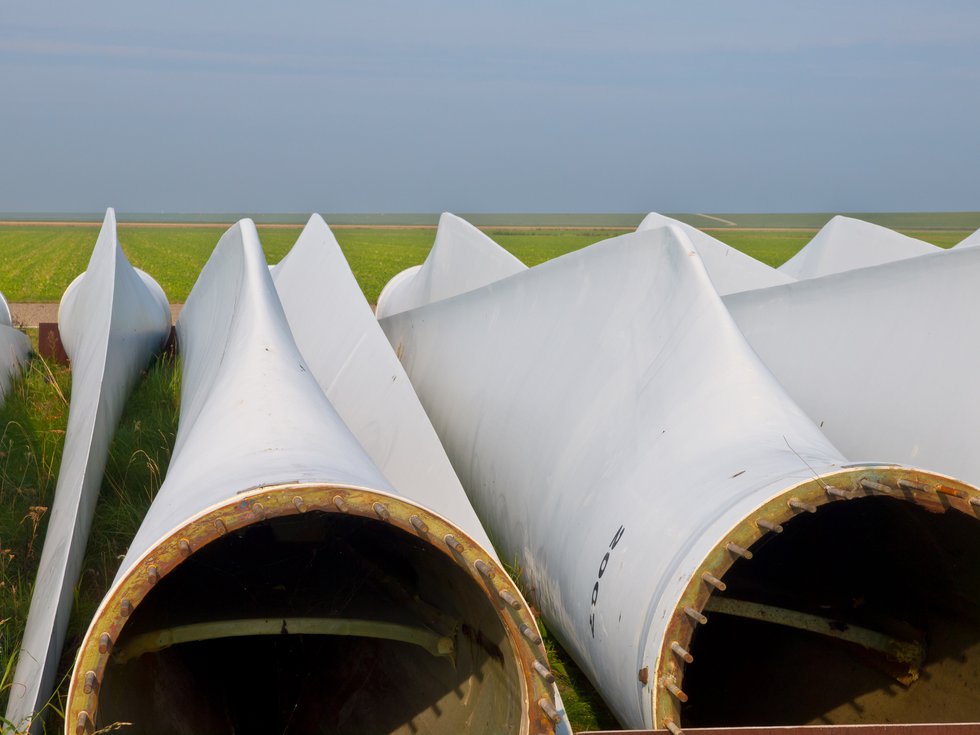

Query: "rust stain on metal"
(652, 466), (980, 731)
(65, 482), (558, 735)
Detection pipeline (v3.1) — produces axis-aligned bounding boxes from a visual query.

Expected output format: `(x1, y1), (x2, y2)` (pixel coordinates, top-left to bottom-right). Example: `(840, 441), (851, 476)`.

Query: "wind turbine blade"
(6, 208), (170, 733)
(381, 226), (980, 730)
(726, 244), (980, 485)
(954, 228), (980, 248)
(376, 212), (526, 319)
(271, 213), (498, 554)
(638, 212), (793, 294)
(0, 290), (31, 399)
(64, 219), (560, 735)
(777, 215), (938, 279)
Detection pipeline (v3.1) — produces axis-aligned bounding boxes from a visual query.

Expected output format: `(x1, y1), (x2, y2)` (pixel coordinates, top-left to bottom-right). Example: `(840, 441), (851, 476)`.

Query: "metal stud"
(500, 589), (522, 610)
(538, 697), (561, 724)
(214, 518), (228, 535)
(788, 498), (817, 513)
(898, 479), (926, 493)
(98, 633), (111, 654)
(251, 502), (266, 519)
(684, 606), (707, 625)
(444, 534), (464, 554)
(410, 514), (428, 534)
(970, 497), (980, 508)
(521, 623), (542, 645)
(726, 542), (753, 560)
(475, 559), (495, 578)
(76, 711), (92, 735)
(757, 518), (783, 533)
(120, 599), (133, 617)
(372, 502), (390, 521)
(333, 495), (349, 513)
(533, 659), (556, 683)
(292, 496), (307, 513)
(825, 486), (849, 499)
(664, 679), (688, 703)
(178, 538), (192, 557)
(671, 641), (693, 663)
(665, 720), (684, 735)
(701, 571), (727, 591)
(147, 566), (160, 585)
(861, 479), (894, 495)
(83, 671), (98, 694)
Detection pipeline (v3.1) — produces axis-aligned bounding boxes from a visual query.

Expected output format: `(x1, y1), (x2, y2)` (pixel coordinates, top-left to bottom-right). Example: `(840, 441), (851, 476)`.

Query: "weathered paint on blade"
(777, 215), (938, 279)
(381, 226), (849, 728)
(637, 212), (793, 294)
(5, 208), (170, 733)
(375, 212), (526, 319)
(270, 213), (497, 554)
(725, 244), (980, 485)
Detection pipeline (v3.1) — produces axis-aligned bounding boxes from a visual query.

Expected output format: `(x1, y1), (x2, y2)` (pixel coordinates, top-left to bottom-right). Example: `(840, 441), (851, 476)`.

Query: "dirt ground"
(11, 303), (183, 327)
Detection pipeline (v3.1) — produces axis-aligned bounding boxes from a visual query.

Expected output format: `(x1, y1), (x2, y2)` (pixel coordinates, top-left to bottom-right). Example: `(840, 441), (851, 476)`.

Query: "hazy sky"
(2, 1), (978, 213)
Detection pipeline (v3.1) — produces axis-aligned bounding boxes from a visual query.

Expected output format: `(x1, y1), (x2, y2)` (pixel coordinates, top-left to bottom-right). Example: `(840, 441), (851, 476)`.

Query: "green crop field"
(0, 221), (973, 305)
(0, 225), (628, 304)
(0, 216), (976, 732)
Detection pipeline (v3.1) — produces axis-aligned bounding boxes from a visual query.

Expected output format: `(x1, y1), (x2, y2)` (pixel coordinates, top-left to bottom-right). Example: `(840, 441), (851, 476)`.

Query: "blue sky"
(1, 1), (978, 212)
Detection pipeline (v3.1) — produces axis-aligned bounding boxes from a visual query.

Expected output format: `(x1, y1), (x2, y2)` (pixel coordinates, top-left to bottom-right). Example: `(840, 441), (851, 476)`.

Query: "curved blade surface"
(381, 226), (847, 728)
(0, 291), (31, 399)
(638, 212), (793, 294)
(271, 214), (496, 552)
(955, 228), (980, 248)
(376, 212), (526, 319)
(726, 244), (980, 484)
(777, 215), (938, 279)
(6, 208), (170, 732)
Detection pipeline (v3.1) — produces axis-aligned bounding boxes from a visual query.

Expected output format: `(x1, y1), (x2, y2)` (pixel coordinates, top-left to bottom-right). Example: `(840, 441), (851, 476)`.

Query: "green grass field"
(0, 225), (627, 304)
(0, 216), (976, 732)
(0, 222), (972, 304)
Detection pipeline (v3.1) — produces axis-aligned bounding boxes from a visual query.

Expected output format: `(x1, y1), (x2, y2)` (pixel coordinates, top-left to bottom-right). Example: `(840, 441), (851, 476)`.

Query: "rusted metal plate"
(38, 322), (68, 364)
(582, 725), (978, 735)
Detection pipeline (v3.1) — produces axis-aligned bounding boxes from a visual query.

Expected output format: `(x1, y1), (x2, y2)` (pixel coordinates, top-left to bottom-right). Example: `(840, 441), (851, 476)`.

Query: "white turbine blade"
(0, 290), (31, 399)
(381, 226), (980, 730)
(375, 212), (526, 319)
(65, 219), (561, 735)
(777, 215), (938, 279)
(637, 212), (793, 294)
(0, 290), (14, 327)
(271, 213), (497, 554)
(273, 214), (572, 733)
(955, 228), (980, 248)
(6, 208), (170, 733)
(726, 244), (980, 485)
